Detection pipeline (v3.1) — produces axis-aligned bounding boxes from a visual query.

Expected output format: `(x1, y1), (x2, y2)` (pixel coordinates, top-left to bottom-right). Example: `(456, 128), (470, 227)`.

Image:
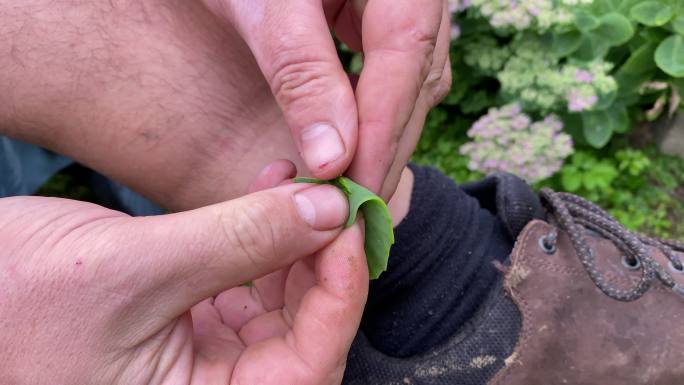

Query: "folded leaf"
(295, 177), (394, 279)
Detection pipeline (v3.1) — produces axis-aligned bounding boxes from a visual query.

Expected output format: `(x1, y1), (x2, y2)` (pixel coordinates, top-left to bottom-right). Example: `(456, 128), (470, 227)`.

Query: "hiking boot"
(343, 166), (684, 385)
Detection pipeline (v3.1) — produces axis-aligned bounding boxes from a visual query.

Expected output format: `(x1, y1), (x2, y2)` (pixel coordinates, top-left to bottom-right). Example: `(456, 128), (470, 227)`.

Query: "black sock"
(360, 165), (515, 357)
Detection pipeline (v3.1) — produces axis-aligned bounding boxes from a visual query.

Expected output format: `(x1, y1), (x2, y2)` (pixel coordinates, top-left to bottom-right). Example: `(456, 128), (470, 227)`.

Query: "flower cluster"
(496, 38), (617, 112)
(463, 0), (592, 31)
(460, 103), (574, 182)
(463, 36), (512, 74)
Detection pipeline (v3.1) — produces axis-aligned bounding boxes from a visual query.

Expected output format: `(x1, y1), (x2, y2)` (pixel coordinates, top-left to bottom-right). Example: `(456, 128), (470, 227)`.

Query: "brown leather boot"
(344, 174), (684, 385)
(488, 189), (684, 385)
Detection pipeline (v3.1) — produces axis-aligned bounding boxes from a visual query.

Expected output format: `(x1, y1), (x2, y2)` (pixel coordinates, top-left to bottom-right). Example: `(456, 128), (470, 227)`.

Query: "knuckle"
(406, 24), (439, 50)
(429, 68), (452, 106)
(222, 197), (279, 268)
(268, 45), (335, 108)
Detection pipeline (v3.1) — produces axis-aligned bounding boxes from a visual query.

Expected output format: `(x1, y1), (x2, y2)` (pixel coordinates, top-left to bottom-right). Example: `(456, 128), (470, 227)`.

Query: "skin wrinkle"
(0, 0), (304, 210)
(1, 1), (398, 381)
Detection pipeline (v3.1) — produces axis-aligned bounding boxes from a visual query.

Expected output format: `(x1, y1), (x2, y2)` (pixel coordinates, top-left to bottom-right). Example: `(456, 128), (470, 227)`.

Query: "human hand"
(203, 0), (453, 198)
(0, 0), (450, 208)
(0, 181), (368, 384)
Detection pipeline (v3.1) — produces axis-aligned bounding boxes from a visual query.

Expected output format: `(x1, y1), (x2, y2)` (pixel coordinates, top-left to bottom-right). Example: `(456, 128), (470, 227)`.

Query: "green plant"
(547, 148), (684, 238)
(339, 2), (684, 240)
(295, 177), (394, 279)
(452, 0), (684, 149)
(557, 151), (619, 201)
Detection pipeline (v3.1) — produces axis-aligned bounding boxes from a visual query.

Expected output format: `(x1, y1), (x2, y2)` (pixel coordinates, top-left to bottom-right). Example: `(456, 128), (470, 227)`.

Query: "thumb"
(209, 0), (358, 179)
(109, 183), (348, 325)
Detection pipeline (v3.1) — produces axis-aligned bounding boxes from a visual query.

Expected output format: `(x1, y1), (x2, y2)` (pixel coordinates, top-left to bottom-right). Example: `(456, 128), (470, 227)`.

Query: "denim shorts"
(0, 136), (164, 216)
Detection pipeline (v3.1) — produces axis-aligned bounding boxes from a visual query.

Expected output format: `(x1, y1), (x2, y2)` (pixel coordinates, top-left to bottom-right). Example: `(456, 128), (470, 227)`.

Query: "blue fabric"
(0, 136), (72, 197)
(0, 136), (164, 216)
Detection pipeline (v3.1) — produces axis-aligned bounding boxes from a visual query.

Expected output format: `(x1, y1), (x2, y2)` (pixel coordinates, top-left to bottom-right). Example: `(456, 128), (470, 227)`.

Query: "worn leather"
(491, 220), (684, 385)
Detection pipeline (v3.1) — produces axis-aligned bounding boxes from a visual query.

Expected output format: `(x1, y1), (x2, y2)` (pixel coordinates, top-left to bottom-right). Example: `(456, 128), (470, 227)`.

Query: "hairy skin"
(0, 0), (451, 209)
(0, 1), (443, 383)
(1, 0), (296, 210)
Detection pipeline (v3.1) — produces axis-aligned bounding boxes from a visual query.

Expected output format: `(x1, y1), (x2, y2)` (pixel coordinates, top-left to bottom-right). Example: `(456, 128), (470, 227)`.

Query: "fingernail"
(301, 124), (345, 171)
(294, 185), (348, 230)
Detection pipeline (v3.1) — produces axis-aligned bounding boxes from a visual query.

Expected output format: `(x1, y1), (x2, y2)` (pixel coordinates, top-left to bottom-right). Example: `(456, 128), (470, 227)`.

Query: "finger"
(380, 56), (452, 199)
(214, 0), (358, 179)
(288, 223), (368, 377)
(190, 302), (244, 379)
(283, 258), (317, 318)
(247, 159), (297, 194)
(238, 309), (291, 346)
(211, 160), (302, 331)
(107, 182), (349, 331)
(229, 224), (367, 385)
(213, 286), (267, 331)
(348, 0), (443, 194)
(221, 255), (316, 344)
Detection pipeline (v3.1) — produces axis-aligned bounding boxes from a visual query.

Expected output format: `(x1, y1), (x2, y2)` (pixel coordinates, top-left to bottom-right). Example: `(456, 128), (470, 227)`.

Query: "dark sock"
(360, 165), (515, 357)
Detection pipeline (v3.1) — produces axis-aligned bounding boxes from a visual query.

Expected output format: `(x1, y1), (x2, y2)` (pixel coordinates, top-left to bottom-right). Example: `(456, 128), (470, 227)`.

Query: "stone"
(656, 114), (684, 159)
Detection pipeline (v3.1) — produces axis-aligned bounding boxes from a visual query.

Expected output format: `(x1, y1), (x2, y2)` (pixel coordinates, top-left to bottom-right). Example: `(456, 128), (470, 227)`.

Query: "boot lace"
(539, 188), (684, 302)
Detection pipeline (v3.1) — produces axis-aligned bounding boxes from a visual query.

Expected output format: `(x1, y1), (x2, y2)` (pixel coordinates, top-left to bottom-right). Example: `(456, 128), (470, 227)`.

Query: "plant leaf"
(575, 11), (601, 32)
(655, 35), (684, 78)
(618, 43), (657, 75)
(672, 16), (684, 35)
(573, 34), (611, 61)
(596, 13), (635, 46)
(630, 2), (674, 27)
(551, 30), (584, 57)
(295, 177), (394, 279)
(582, 105), (629, 148)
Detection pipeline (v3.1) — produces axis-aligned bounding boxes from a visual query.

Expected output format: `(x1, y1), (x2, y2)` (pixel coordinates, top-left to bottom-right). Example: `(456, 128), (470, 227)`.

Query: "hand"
(0, 181), (368, 384)
(1, 0), (451, 207)
(203, 0), (453, 198)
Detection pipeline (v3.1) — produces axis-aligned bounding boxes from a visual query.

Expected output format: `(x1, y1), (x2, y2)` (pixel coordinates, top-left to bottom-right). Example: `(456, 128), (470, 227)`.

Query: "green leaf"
(630, 2), (673, 27)
(581, 105), (629, 147)
(561, 167), (582, 192)
(618, 43), (657, 74)
(596, 13), (635, 46)
(609, 105), (631, 133)
(573, 34), (611, 61)
(655, 35), (684, 77)
(591, 0), (617, 14)
(551, 30), (584, 57)
(672, 16), (684, 35)
(295, 177), (394, 279)
(575, 12), (601, 32)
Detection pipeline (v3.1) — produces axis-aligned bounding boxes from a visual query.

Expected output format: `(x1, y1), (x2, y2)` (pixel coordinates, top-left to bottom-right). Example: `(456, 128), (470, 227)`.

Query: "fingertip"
(315, 224), (369, 302)
(294, 184), (349, 230)
(299, 122), (356, 180)
(249, 159), (298, 193)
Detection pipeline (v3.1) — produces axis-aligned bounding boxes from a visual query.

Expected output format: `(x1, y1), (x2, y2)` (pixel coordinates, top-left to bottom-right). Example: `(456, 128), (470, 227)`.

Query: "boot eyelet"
(622, 255), (641, 271)
(539, 236), (557, 255)
(668, 260), (684, 274)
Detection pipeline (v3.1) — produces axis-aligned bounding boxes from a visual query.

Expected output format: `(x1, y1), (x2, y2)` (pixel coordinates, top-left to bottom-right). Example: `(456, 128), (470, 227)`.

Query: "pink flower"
(574, 69), (594, 84)
(451, 24), (461, 40)
(568, 90), (598, 112)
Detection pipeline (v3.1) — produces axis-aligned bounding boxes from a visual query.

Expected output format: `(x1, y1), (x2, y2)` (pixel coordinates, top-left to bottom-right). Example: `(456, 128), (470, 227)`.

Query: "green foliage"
(452, 0), (684, 149)
(339, 1), (684, 239)
(656, 35), (684, 77)
(581, 105), (629, 147)
(295, 177), (394, 280)
(630, 2), (674, 26)
(36, 165), (97, 203)
(558, 151), (619, 201)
